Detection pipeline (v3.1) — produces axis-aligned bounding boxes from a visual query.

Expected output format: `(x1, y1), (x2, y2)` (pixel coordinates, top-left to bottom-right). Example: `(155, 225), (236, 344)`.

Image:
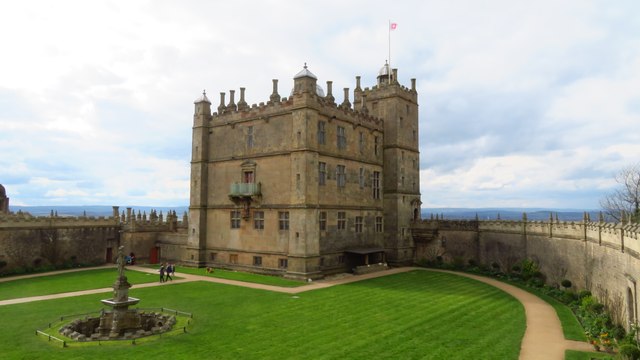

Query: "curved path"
(0, 266), (595, 359)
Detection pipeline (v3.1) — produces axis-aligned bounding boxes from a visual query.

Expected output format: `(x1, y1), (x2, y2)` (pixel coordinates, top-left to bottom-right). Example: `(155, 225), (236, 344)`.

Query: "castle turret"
(0, 184), (9, 214)
(188, 90), (212, 266)
(361, 64), (420, 265)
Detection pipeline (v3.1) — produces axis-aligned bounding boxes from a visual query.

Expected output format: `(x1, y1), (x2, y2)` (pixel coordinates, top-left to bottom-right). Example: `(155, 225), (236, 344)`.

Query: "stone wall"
(412, 218), (640, 327)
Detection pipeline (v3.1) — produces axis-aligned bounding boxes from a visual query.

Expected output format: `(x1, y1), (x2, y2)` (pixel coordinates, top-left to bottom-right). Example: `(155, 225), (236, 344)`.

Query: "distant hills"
(8, 205), (603, 222)
(9, 205), (189, 217)
(422, 208), (603, 222)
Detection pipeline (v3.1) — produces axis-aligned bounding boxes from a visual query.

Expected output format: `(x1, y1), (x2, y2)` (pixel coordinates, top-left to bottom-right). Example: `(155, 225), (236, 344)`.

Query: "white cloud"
(1, 0), (639, 209)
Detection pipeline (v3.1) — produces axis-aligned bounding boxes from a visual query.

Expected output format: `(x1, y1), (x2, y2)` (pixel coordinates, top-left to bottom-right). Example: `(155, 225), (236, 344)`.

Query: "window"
(401, 176), (405, 186)
(372, 171), (381, 199)
(317, 121), (326, 145)
(210, 252), (217, 261)
(279, 211), (289, 230)
(247, 126), (254, 148)
(319, 211), (327, 231)
(337, 212), (346, 230)
(338, 255), (344, 264)
(337, 126), (346, 149)
(244, 170), (254, 183)
(254, 211), (264, 230)
(376, 216), (383, 232)
(355, 216), (363, 233)
(374, 136), (379, 156)
(279, 258), (288, 269)
(319, 257), (325, 267)
(253, 256), (262, 266)
(319, 162), (326, 185)
(406, 104), (410, 115)
(230, 210), (241, 229)
(359, 131), (364, 153)
(230, 254), (238, 264)
(336, 165), (346, 187)
(359, 168), (365, 189)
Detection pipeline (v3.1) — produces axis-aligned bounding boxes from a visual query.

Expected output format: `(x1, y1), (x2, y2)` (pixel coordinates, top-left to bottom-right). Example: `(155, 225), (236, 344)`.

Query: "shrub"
(618, 344), (640, 360)
(520, 259), (539, 280)
(561, 279), (572, 289)
(511, 265), (521, 273)
(578, 290), (592, 299)
(468, 259), (477, 267)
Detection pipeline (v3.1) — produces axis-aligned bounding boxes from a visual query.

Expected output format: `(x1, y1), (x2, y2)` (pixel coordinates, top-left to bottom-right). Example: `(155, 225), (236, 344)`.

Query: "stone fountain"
(59, 246), (175, 341)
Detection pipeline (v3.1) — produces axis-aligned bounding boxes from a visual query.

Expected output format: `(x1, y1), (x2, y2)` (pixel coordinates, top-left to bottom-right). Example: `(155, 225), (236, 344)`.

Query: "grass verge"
(0, 268), (164, 301)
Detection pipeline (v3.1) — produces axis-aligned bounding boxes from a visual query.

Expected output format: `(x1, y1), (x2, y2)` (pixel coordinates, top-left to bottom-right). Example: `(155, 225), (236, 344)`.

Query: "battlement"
(414, 218), (640, 257)
(207, 79), (383, 131)
(0, 211), (119, 230)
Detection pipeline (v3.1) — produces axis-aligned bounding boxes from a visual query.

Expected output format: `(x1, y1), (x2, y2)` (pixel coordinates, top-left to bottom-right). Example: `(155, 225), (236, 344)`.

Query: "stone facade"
(412, 217), (640, 328)
(186, 64), (420, 279)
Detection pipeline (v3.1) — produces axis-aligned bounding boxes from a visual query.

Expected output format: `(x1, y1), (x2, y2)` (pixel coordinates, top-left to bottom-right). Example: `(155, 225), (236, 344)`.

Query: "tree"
(599, 163), (640, 223)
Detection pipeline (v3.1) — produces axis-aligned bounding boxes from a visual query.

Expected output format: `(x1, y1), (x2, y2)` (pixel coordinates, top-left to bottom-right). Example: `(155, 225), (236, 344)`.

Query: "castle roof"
(194, 90), (211, 104)
(293, 63), (317, 80)
(378, 61), (390, 77)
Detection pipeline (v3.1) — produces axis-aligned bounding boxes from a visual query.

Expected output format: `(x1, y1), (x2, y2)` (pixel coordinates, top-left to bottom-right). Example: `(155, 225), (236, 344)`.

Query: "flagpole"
(388, 20), (391, 83)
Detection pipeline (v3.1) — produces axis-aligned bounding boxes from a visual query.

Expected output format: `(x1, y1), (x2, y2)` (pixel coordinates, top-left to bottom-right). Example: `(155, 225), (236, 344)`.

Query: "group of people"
(159, 262), (175, 282)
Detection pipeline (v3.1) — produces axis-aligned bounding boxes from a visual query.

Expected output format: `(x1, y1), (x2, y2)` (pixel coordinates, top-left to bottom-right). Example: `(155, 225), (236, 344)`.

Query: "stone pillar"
(238, 87), (248, 110)
(218, 92), (226, 113)
(411, 78), (416, 91)
(325, 81), (335, 104)
(270, 79), (280, 103)
(341, 88), (351, 109)
(227, 90), (237, 111)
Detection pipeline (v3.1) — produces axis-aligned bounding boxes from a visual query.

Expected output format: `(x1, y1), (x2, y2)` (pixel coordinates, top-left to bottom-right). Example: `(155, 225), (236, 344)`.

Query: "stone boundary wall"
(412, 218), (640, 328)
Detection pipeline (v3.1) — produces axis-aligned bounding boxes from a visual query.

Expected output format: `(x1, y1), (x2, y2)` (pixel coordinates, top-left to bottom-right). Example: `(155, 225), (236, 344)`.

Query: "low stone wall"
(412, 219), (640, 328)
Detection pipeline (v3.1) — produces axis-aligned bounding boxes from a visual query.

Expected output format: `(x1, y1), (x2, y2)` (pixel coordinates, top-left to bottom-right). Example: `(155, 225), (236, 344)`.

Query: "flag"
(390, 22), (397, 30)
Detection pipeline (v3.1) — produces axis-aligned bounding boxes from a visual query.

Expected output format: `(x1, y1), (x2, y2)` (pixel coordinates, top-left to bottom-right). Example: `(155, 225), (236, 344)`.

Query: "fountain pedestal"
(98, 275), (141, 338)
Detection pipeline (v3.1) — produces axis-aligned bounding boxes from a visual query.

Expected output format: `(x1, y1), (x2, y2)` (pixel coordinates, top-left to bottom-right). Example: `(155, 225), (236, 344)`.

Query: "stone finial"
(341, 87), (351, 109)
(549, 212), (553, 222)
(218, 92), (226, 113)
(355, 76), (361, 91)
(227, 90), (237, 111)
(497, 212), (501, 220)
(475, 213), (479, 221)
(599, 211), (604, 222)
(325, 81), (335, 104)
(522, 212), (528, 221)
(392, 68), (398, 83)
(411, 78), (416, 91)
(555, 213), (559, 223)
(270, 79), (280, 103)
(238, 87), (248, 110)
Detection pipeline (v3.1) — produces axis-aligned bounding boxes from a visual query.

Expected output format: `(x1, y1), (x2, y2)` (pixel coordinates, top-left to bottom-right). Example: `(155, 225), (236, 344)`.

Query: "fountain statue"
(59, 246), (175, 341)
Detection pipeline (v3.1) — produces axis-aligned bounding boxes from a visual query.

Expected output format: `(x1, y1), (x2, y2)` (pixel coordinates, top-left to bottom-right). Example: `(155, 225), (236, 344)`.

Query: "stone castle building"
(185, 64), (420, 279)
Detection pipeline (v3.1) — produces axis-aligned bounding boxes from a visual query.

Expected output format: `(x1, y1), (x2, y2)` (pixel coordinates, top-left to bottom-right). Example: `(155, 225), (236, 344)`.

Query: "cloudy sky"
(1, 0), (639, 209)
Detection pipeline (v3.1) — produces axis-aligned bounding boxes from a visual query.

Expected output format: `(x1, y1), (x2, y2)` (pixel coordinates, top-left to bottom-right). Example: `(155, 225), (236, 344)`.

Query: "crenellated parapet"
(0, 211), (119, 230)
(120, 208), (188, 233)
(206, 66), (384, 132)
(413, 217), (640, 258)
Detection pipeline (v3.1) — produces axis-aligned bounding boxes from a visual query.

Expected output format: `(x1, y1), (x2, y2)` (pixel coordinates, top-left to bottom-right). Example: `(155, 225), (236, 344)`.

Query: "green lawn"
(0, 270), (525, 359)
(565, 349), (614, 359)
(160, 265), (305, 287)
(0, 268), (162, 301)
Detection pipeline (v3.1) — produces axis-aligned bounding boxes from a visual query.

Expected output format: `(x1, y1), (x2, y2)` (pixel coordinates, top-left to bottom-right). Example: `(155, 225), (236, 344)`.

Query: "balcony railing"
(229, 182), (261, 197)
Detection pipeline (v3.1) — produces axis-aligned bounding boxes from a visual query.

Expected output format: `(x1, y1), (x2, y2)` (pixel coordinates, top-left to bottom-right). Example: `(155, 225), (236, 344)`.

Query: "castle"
(185, 63), (420, 279)
(1, 63), (640, 327)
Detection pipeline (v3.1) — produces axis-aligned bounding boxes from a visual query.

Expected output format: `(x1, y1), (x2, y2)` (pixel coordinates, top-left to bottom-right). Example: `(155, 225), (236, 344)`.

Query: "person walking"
(165, 263), (173, 281)
(159, 263), (166, 283)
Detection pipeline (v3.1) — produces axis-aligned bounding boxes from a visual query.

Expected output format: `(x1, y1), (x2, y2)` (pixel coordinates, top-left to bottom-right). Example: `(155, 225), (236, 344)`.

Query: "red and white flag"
(390, 22), (397, 30)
